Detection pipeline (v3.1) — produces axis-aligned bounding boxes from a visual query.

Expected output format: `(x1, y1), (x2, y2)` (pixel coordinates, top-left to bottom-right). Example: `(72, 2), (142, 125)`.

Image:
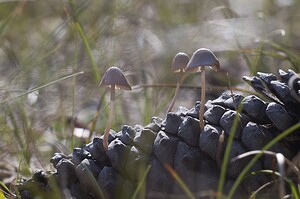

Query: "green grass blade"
(0, 180), (16, 198)
(132, 164), (152, 199)
(81, 164), (105, 199)
(68, 0), (99, 82)
(0, 191), (4, 199)
(233, 150), (300, 199)
(74, 21), (99, 81)
(266, 41), (300, 71)
(217, 74), (243, 199)
(232, 150), (300, 177)
(164, 164), (196, 199)
(217, 104), (242, 199)
(249, 170), (300, 199)
(228, 122), (300, 198)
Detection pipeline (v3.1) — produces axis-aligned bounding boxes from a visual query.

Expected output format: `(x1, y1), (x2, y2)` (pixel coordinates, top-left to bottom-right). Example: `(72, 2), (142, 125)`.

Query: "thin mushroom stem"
(199, 66), (206, 130)
(166, 73), (185, 114)
(103, 86), (115, 151)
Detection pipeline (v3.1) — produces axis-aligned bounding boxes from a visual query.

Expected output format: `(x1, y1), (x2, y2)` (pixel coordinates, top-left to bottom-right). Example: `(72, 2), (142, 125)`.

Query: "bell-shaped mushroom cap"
(185, 48), (220, 73)
(172, 52), (190, 73)
(99, 66), (132, 90)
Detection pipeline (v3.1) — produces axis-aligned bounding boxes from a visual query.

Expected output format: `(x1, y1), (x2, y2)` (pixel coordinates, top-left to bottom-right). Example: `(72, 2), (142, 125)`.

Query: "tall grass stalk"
(8, 112), (24, 150)
(142, 88), (152, 125)
(68, 16), (81, 149)
(74, 21), (99, 81)
(68, 0), (111, 136)
(216, 104), (243, 199)
(68, 0), (99, 82)
(88, 91), (105, 139)
(217, 72), (242, 198)
(228, 122), (300, 198)
(69, 41), (78, 150)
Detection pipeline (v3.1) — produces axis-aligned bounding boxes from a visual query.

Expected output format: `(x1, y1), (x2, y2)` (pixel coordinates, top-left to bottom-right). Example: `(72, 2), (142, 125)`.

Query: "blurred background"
(0, 0), (300, 182)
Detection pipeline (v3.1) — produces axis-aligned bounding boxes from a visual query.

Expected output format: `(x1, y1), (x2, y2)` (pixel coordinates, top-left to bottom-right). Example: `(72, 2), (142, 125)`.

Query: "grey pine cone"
(17, 70), (300, 199)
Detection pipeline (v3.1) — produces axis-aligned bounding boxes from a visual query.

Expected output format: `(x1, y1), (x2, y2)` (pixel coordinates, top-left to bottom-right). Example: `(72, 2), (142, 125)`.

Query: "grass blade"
(68, 0), (99, 82)
(233, 151), (287, 198)
(74, 21), (99, 81)
(0, 180), (16, 199)
(276, 153), (286, 198)
(232, 150), (300, 177)
(217, 88), (243, 198)
(228, 122), (300, 198)
(132, 164), (152, 199)
(249, 170), (299, 199)
(232, 150), (300, 199)
(0, 71), (84, 104)
(164, 164), (196, 199)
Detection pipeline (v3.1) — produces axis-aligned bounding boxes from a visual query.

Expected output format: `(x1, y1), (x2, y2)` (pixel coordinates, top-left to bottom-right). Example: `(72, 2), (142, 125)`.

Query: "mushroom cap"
(172, 52), (190, 73)
(185, 48), (220, 73)
(99, 66), (132, 90)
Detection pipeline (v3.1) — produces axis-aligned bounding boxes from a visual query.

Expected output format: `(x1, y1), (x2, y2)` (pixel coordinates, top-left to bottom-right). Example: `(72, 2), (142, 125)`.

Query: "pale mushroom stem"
(166, 73), (185, 114)
(199, 66), (206, 130)
(103, 86), (115, 151)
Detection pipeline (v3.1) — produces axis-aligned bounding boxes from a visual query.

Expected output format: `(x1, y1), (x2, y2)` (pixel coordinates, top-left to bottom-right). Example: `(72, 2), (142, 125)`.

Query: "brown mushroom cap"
(172, 52), (190, 73)
(185, 48), (220, 73)
(99, 66), (132, 90)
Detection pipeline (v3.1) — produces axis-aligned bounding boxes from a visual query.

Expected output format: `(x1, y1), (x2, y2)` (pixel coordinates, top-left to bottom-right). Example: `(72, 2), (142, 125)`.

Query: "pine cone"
(17, 70), (300, 199)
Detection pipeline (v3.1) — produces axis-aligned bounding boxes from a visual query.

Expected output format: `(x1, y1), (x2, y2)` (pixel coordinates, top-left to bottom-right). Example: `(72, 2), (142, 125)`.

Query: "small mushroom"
(185, 48), (220, 130)
(99, 66), (132, 150)
(166, 52), (190, 113)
